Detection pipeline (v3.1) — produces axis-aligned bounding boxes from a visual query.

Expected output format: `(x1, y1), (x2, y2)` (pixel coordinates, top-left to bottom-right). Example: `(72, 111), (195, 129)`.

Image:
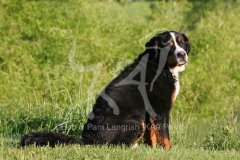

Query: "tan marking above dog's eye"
(169, 41), (173, 46)
(177, 37), (182, 43)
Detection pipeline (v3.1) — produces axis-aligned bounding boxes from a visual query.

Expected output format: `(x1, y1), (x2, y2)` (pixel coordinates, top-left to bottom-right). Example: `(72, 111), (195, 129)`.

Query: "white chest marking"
(173, 80), (180, 101)
(171, 72), (180, 101)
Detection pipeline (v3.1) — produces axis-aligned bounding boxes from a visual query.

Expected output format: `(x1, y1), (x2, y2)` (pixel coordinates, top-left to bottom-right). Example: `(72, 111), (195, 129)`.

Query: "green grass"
(0, 0), (240, 159)
(1, 144), (240, 160)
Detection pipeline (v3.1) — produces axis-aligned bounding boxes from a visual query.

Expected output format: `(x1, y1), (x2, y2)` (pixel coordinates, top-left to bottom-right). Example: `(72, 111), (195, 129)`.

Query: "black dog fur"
(20, 31), (190, 149)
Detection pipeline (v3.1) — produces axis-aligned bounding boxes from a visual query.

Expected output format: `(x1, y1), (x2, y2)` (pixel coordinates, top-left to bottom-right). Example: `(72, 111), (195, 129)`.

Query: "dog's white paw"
(133, 143), (138, 148)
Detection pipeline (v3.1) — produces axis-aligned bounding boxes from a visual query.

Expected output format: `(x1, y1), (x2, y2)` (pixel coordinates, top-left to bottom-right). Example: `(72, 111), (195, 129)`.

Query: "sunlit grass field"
(0, 0), (240, 159)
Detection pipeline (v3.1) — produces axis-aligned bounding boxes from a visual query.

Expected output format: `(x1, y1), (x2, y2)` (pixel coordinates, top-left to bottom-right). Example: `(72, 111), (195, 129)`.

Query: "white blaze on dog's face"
(163, 31), (190, 101)
(167, 31), (189, 74)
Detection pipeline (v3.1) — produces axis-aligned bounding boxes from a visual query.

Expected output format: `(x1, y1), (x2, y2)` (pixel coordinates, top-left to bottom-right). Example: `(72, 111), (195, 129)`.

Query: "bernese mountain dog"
(20, 31), (190, 149)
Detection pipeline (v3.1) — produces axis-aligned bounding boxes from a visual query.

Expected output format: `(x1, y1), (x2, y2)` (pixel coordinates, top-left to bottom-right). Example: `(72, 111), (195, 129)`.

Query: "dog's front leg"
(151, 113), (171, 149)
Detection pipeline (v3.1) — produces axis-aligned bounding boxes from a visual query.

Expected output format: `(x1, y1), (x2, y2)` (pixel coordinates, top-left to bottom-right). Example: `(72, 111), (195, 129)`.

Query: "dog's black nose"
(177, 52), (186, 58)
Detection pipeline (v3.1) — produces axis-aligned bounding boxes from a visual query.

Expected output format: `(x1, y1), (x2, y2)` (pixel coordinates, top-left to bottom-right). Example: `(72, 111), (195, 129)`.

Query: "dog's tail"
(20, 132), (92, 147)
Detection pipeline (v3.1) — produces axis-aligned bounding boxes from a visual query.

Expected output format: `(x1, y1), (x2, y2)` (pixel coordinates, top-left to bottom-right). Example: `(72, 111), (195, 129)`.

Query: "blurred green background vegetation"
(0, 0), (240, 153)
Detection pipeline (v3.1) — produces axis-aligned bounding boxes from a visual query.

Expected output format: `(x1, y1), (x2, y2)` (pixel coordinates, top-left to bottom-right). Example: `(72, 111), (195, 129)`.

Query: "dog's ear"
(181, 34), (190, 55)
(145, 34), (161, 49)
(145, 32), (172, 49)
(143, 32), (172, 61)
(144, 34), (161, 61)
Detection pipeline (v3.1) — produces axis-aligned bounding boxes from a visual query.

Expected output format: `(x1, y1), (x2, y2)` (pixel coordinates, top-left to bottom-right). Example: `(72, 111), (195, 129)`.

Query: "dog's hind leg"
(130, 121), (145, 148)
(95, 119), (145, 147)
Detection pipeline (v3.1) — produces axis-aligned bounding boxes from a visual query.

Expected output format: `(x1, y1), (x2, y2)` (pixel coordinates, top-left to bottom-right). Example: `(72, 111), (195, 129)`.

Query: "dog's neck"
(135, 52), (179, 83)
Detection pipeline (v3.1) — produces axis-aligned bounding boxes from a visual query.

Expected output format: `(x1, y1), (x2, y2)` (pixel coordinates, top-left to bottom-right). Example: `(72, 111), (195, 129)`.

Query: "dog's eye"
(178, 41), (184, 46)
(177, 37), (184, 46)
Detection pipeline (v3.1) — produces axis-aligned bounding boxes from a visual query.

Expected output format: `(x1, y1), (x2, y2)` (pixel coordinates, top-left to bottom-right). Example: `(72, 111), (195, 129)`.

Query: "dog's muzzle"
(177, 51), (188, 65)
